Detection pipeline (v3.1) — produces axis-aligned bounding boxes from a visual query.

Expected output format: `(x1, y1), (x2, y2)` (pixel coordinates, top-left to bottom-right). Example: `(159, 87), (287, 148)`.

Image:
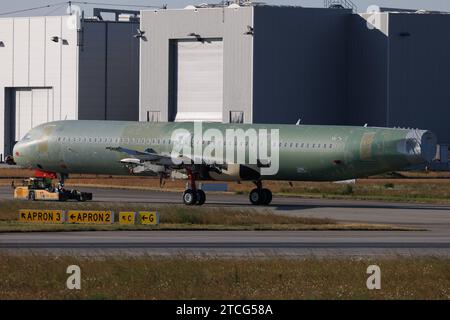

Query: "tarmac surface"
(0, 185), (449, 256)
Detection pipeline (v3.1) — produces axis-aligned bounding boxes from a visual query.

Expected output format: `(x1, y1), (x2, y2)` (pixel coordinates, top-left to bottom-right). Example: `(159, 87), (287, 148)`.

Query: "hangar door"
(14, 88), (53, 141)
(174, 39), (224, 122)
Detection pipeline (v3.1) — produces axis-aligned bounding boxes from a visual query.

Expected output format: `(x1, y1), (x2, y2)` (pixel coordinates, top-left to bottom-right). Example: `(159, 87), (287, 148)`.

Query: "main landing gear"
(249, 180), (272, 206)
(181, 174), (272, 206)
(182, 171), (206, 206)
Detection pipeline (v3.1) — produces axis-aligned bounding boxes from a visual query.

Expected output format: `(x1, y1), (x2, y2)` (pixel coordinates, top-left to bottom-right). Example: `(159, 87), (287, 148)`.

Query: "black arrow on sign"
(70, 214), (76, 220)
(142, 215), (148, 221)
(21, 213), (26, 219)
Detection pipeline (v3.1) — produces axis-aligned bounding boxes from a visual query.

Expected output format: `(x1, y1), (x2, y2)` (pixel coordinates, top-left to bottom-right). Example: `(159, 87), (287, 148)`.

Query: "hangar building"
(349, 11), (450, 144)
(139, 5), (350, 125)
(139, 4), (450, 147)
(0, 13), (139, 160)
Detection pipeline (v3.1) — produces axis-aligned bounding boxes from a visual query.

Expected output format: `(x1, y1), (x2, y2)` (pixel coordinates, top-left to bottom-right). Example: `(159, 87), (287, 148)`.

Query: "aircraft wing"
(106, 146), (226, 175)
(106, 146), (166, 162)
(106, 146), (189, 167)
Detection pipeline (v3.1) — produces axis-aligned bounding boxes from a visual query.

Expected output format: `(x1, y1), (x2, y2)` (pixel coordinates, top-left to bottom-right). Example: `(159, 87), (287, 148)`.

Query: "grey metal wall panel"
(105, 22), (139, 121)
(347, 13), (389, 127)
(252, 7), (351, 125)
(388, 13), (450, 143)
(78, 21), (139, 121)
(222, 7), (253, 123)
(3, 89), (14, 155)
(78, 22), (106, 120)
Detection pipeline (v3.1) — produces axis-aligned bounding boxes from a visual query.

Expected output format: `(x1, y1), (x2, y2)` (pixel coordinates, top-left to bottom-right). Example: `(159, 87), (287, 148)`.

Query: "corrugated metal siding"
(222, 7), (253, 123)
(388, 13), (450, 143)
(175, 39), (224, 122)
(0, 16), (78, 156)
(252, 7), (351, 125)
(105, 22), (139, 121)
(78, 22), (106, 120)
(347, 13), (389, 127)
(348, 12), (450, 143)
(140, 7), (253, 123)
(78, 21), (139, 121)
(140, 8), (224, 122)
(29, 18), (46, 86)
(15, 89), (32, 141)
(14, 87), (53, 141)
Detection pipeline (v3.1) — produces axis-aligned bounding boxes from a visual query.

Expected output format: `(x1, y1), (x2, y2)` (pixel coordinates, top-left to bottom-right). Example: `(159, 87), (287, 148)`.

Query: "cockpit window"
(22, 133), (32, 141)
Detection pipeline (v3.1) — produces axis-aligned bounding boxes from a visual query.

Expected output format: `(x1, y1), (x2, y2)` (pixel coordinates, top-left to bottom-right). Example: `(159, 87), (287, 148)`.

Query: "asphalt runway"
(0, 230), (449, 256)
(1, 185), (449, 256)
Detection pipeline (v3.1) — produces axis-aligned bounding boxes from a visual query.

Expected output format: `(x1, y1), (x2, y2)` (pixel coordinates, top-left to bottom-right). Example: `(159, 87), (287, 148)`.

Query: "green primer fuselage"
(13, 120), (436, 182)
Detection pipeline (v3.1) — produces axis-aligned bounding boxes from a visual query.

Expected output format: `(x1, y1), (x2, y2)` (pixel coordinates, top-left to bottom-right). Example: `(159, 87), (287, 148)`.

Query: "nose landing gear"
(249, 181), (272, 206)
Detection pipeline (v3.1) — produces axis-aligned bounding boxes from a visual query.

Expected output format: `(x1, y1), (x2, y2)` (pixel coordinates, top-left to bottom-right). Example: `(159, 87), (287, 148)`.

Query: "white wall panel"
(44, 16), (62, 121)
(0, 19), (13, 156)
(175, 40), (223, 122)
(0, 19), (14, 86)
(13, 18), (30, 86)
(29, 18), (46, 86)
(15, 88), (52, 141)
(61, 16), (78, 120)
(32, 88), (51, 127)
(15, 89), (32, 141)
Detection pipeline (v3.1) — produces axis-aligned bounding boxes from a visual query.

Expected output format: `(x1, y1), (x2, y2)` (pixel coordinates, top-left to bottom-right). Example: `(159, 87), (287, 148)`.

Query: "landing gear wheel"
(183, 189), (197, 205)
(249, 187), (273, 205)
(196, 190), (206, 206)
(261, 188), (272, 205)
(249, 188), (262, 205)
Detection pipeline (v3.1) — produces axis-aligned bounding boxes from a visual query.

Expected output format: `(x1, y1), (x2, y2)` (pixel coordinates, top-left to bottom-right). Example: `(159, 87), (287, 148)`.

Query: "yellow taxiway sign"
(119, 212), (136, 225)
(67, 210), (114, 224)
(19, 209), (65, 223)
(139, 211), (159, 225)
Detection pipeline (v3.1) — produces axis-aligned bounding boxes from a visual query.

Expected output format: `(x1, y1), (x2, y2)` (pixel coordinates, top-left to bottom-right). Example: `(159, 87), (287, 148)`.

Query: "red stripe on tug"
(34, 170), (57, 179)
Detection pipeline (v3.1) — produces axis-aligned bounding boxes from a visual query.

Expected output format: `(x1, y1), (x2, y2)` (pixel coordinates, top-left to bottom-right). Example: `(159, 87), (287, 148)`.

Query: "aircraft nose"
(398, 129), (437, 164)
(13, 142), (31, 166)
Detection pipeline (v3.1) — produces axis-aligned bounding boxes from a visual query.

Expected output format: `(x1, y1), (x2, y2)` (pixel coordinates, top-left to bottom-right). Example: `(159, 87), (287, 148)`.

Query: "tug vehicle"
(13, 171), (92, 202)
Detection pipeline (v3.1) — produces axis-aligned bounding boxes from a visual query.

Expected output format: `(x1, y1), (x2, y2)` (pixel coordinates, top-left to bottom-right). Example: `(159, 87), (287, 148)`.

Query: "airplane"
(12, 120), (437, 206)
